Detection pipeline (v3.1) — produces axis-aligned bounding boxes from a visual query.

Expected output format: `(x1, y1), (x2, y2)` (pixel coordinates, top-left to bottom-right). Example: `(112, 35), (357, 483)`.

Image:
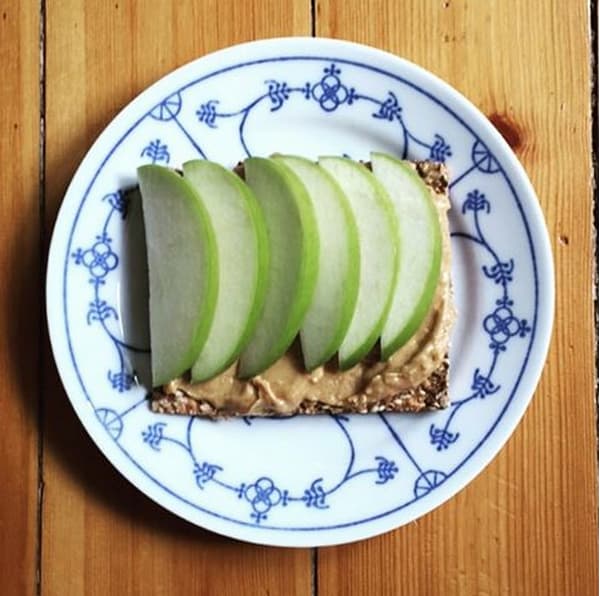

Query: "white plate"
(46, 38), (554, 547)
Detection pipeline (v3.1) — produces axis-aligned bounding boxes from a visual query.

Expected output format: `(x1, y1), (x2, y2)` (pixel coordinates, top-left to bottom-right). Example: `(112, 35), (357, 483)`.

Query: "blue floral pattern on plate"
(46, 39), (553, 547)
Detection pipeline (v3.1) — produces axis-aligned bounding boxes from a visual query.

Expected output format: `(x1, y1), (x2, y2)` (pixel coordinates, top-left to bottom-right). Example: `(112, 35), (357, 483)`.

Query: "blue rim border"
(61, 55), (539, 532)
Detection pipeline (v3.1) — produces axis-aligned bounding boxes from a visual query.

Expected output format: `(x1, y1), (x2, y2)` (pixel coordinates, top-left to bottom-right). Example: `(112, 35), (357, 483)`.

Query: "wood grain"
(42, 2), (311, 595)
(0, 2), (40, 595)
(316, 1), (597, 595)
(3, 0), (589, 595)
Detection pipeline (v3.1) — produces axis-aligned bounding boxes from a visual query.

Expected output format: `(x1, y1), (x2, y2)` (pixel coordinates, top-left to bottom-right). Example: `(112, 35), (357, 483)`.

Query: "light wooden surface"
(0, 3), (40, 596)
(1, 1), (596, 595)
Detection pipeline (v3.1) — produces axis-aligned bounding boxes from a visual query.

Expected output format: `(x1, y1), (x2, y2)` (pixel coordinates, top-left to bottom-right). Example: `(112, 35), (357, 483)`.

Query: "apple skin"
(137, 165), (219, 386)
(238, 157), (319, 379)
(371, 152), (442, 360)
(272, 154), (361, 371)
(183, 160), (269, 382)
(319, 156), (399, 369)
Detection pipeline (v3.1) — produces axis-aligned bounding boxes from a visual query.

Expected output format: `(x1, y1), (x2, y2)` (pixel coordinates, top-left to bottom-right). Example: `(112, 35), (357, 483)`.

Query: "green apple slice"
(273, 154), (360, 371)
(137, 165), (218, 386)
(238, 157), (319, 378)
(319, 157), (399, 369)
(182, 160), (269, 382)
(371, 153), (442, 359)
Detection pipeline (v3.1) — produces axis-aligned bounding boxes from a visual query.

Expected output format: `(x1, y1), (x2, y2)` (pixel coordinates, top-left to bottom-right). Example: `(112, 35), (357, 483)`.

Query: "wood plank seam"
(590, 0), (599, 456)
(311, 5), (317, 593)
(36, 1), (46, 595)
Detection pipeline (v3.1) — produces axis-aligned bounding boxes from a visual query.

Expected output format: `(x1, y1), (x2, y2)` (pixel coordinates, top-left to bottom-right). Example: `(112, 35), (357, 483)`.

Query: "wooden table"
(1, 1), (597, 594)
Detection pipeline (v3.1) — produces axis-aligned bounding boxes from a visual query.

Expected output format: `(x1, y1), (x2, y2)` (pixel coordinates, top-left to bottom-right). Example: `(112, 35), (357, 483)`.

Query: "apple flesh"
(238, 157), (319, 378)
(319, 157), (399, 369)
(273, 155), (360, 371)
(182, 160), (269, 382)
(137, 165), (218, 386)
(371, 152), (442, 359)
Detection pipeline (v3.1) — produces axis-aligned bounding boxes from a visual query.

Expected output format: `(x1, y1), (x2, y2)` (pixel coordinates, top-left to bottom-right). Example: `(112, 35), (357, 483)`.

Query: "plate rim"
(46, 36), (555, 547)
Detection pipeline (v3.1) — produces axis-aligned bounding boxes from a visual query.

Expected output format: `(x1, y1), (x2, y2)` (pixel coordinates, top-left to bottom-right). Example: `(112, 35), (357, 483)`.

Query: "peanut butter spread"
(161, 163), (454, 416)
